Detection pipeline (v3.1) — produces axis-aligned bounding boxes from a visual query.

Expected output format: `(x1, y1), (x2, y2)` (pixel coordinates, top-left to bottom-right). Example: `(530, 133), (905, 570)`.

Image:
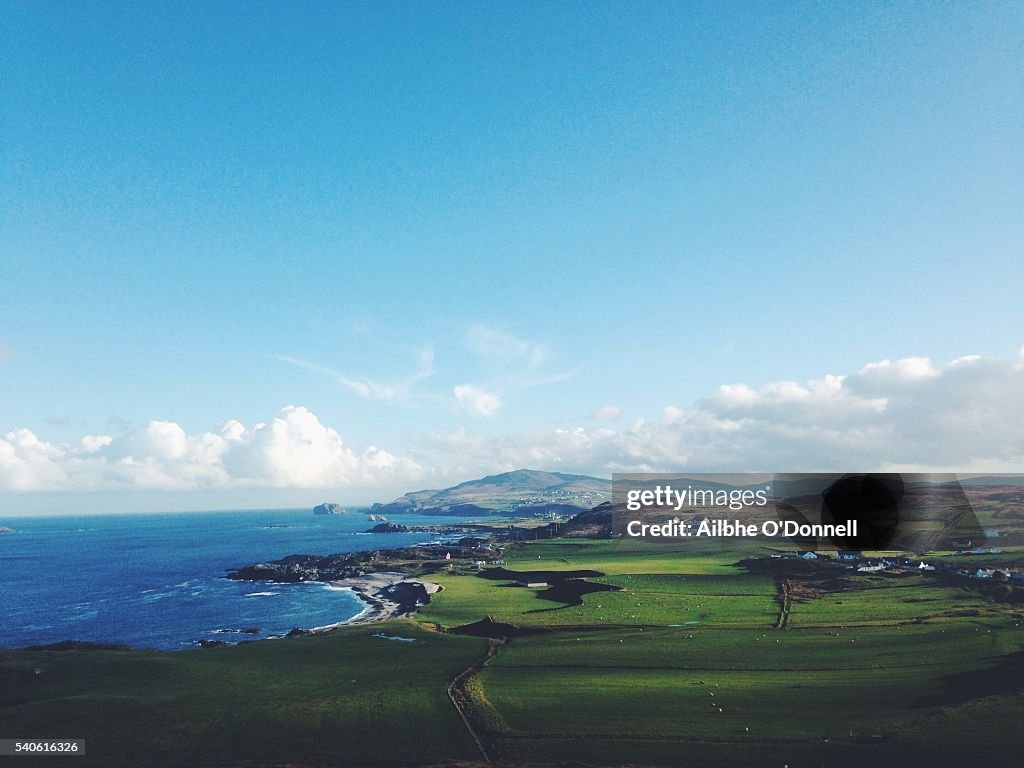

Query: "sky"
(2, 2), (1023, 513)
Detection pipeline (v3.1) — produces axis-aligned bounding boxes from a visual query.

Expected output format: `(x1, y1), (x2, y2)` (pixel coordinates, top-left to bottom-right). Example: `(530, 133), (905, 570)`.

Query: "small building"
(836, 551), (862, 561)
(798, 551), (818, 560)
(917, 562), (936, 571)
(516, 580), (549, 588)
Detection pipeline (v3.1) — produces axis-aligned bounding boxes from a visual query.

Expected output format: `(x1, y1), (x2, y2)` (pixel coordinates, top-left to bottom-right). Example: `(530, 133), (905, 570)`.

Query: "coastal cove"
(0, 509), (471, 650)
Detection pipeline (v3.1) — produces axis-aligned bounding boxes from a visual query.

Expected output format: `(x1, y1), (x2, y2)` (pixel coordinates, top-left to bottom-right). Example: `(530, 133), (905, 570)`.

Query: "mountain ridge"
(370, 468), (610, 517)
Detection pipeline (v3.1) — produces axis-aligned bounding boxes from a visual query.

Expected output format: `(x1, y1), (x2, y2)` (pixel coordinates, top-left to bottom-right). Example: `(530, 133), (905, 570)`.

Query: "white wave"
(244, 591), (280, 597)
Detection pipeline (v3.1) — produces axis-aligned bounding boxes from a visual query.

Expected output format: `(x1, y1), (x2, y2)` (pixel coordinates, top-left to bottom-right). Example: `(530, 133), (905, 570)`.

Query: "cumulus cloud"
(453, 384), (502, 417)
(421, 349), (1024, 477)
(589, 405), (621, 421)
(662, 406), (684, 424)
(5, 349), (1024, 496)
(0, 406), (422, 493)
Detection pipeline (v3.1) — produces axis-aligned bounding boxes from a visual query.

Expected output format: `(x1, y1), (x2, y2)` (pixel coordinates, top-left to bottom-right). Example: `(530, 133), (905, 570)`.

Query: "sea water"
(0, 509), (466, 650)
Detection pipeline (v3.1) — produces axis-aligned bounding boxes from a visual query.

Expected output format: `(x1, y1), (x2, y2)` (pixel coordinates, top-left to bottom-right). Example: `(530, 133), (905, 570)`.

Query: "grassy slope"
(0, 621), (487, 767)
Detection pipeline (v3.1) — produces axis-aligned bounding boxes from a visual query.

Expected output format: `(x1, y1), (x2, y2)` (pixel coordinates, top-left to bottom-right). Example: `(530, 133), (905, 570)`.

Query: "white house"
(858, 564), (885, 573)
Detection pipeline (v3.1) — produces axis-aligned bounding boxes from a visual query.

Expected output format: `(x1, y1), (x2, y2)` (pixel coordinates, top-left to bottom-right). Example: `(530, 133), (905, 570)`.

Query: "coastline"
(306, 572), (442, 633)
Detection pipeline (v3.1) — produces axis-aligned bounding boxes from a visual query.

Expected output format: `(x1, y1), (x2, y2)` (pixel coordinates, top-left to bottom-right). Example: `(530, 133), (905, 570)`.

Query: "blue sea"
(0, 509), (467, 651)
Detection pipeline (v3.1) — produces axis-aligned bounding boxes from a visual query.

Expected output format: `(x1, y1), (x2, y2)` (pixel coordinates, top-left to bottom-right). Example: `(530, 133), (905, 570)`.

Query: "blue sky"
(2, 2), (1023, 512)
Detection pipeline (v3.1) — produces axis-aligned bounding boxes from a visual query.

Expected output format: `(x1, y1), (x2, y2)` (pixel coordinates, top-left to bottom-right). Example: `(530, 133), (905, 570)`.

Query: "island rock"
(367, 522), (410, 534)
(313, 502), (345, 516)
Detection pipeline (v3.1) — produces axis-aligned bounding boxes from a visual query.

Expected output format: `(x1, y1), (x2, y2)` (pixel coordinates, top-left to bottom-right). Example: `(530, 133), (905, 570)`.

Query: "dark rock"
(227, 545), (498, 584)
(197, 639), (229, 648)
(213, 627), (260, 635)
(24, 640), (132, 652)
(366, 522), (410, 533)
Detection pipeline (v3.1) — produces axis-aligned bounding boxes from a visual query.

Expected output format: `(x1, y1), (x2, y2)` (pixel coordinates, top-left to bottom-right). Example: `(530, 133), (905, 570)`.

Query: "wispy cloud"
(589, 405), (621, 421)
(453, 384), (502, 417)
(453, 324), (575, 416)
(466, 325), (548, 370)
(278, 346), (435, 404)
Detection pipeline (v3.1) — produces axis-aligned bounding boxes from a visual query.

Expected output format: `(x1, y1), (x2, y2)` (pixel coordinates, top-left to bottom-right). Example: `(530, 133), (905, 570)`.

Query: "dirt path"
(447, 637), (506, 763)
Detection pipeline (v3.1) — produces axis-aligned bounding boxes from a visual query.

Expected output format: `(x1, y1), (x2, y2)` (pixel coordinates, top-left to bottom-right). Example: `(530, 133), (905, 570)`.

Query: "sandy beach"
(329, 572), (443, 626)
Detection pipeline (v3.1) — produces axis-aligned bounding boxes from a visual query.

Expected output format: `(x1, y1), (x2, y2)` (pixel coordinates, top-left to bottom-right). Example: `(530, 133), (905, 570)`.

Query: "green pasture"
(490, 620), (1024, 671)
(788, 583), (1009, 626)
(0, 621), (486, 768)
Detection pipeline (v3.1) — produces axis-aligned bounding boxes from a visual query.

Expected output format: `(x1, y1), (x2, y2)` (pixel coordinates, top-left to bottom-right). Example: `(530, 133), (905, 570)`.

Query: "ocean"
(0, 509), (467, 651)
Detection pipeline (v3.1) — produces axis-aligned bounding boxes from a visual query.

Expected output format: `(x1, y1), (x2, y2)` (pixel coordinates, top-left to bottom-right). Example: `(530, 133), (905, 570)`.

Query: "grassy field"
(0, 621), (487, 767)
(3, 537), (1023, 767)
(418, 538), (1024, 766)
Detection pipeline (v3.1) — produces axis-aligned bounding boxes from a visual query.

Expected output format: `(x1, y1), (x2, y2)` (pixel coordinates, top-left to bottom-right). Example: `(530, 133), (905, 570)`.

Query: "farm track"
(448, 637), (507, 763)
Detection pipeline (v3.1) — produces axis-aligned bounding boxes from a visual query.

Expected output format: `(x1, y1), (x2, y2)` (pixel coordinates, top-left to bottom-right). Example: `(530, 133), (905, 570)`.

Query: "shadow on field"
(916, 649), (1024, 707)
(475, 567), (623, 613)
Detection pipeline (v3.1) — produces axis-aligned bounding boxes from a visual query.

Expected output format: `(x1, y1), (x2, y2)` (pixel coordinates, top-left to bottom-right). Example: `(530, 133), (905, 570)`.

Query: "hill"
(370, 469), (610, 517)
(528, 501), (615, 538)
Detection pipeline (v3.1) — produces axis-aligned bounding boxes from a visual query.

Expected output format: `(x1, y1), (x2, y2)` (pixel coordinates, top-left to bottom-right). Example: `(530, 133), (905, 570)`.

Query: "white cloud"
(453, 384), (502, 417)
(662, 406), (684, 424)
(589, 405), (621, 421)
(421, 350), (1024, 476)
(0, 406), (422, 493)
(5, 349), (1024, 497)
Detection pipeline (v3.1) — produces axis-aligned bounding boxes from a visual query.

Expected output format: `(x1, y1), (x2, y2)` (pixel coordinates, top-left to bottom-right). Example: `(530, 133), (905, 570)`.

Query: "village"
(779, 547), (1024, 584)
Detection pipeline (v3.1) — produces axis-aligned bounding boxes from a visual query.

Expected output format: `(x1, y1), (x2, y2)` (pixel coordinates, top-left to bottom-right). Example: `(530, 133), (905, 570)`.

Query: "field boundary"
(774, 578), (792, 628)
(448, 638), (506, 762)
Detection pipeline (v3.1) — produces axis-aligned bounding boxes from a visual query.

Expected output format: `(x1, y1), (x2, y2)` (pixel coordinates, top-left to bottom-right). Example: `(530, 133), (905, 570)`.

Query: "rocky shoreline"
(223, 542), (497, 640)
(225, 542), (496, 583)
(333, 572), (443, 625)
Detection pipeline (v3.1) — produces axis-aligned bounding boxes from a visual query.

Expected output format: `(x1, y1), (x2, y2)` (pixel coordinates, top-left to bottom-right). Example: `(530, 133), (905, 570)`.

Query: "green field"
(3, 538), (1024, 767)
(0, 621), (487, 767)
(419, 538), (1024, 765)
